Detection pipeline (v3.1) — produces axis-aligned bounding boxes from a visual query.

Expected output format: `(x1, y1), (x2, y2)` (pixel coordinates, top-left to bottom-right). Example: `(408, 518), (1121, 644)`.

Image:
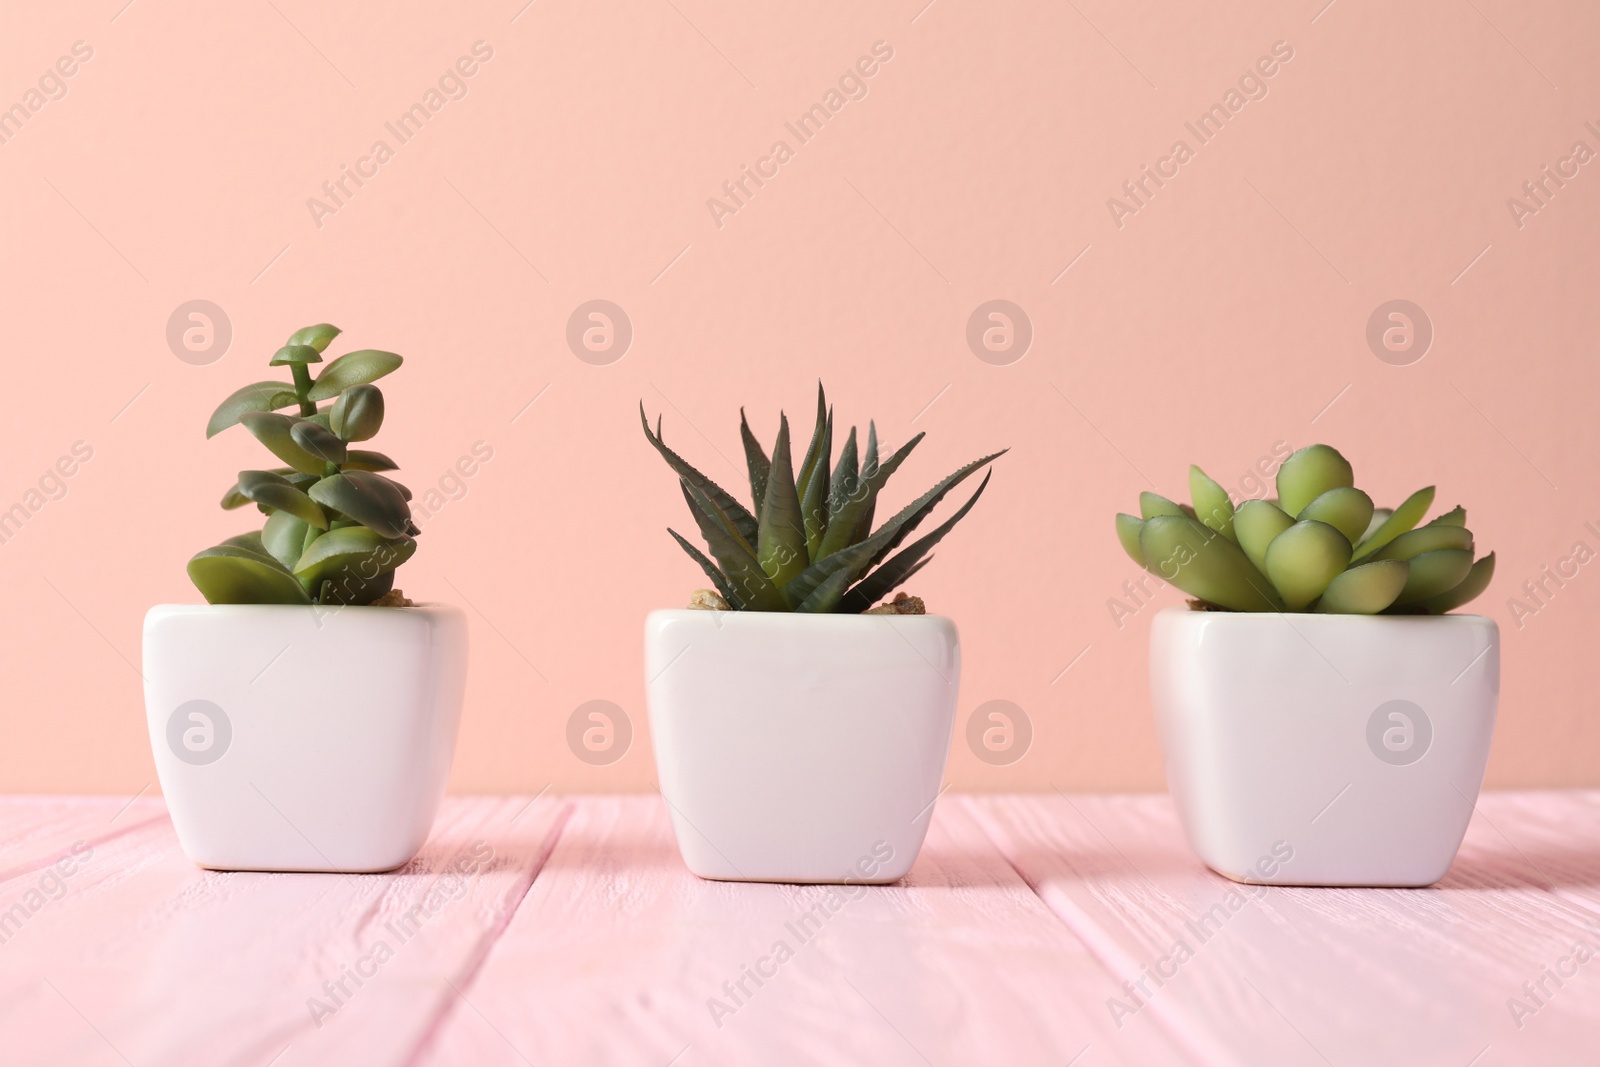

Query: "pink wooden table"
(1, 792), (1597, 1066)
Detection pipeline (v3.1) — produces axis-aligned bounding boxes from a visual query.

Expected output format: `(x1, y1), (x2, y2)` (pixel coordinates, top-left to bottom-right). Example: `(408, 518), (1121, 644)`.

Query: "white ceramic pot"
(645, 610), (961, 884)
(1150, 607), (1499, 887)
(143, 604), (467, 872)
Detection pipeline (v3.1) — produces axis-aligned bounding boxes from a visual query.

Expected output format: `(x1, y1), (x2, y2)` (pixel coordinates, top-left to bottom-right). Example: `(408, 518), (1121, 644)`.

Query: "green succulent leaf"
(1188, 467), (1236, 541)
(758, 415), (809, 589)
(239, 412), (330, 476)
(1115, 513), (1147, 568)
(814, 432), (925, 561)
(1139, 515), (1284, 612)
(188, 545), (312, 605)
(667, 528), (738, 608)
(289, 420), (348, 466)
(1353, 485), (1435, 561)
(1277, 445), (1355, 518)
(261, 509), (311, 571)
(1362, 508), (1392, 542)
(795, 391), (833, 562)
(1371, 523), (1473, 562)
(236, 470), (329, 529)
(270, 344), (323, 366)
(1297, 487), (1375, 546)
(330, 384), (384, 442)
(1391, 547), (1474, 606)
(828, 426), (861, 517)
(307, 350), (403, 402)
(1234, 499), (1295, 575)
(287, 323), (342, 352)
(642, 404), (761, 548)
(1265, 519), (1352, 611)
(737, 409), (771, 517)
(308, 471), (414, 539)
(1412, 552), (1495, 614)
(1139, 491), (1187, 520)
(681, 483), (786, 610)
(838, 471), (994, 614)
(343, 449), (400, 472)
(293, 526), (416, 591)
(1427, 505), (1467, 527)
(793, 564), (856, 613)
(1315, 559), (1409, 614)
(206, 381), (300, 439)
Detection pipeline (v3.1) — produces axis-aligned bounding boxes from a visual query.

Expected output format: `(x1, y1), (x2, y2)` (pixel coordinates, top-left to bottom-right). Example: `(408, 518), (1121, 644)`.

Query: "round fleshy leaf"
(293, 526), (416, 597)
(1276, 445), (1355, 518)
(1138, 515), (1283, 612)
(262, 509), (311, 570)
(1189, 466), (1235, 541)
(188, 546), (312, 605)
(1115, 513), (1147, 568)
(307, 350), (402, 402)
(1315, 559), (1409, 614)
(270, 344), (322, 366)
(239, 412), (327, 476)
(331, 384), (384, 442)
(289, 420), (347, 466)
(1427, 506), (1467, 527)
(342, 449), (399, 472)
(1298, 487), (1374, 546)
(1413, 552), (1495, 614)
(307, 471), (412, 538)
(1372, 524), (1472, 562)
(1234, 499), (1295, 575)
(287, 323), (342, 352)
(206, 381), (299, 439)
(236, 470), (329, 529)
(1392, 547), (1474, 605)
(1264, 519), (1352, 611)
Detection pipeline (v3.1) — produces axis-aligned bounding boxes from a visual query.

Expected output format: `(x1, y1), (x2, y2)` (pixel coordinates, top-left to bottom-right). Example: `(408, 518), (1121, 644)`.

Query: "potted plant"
(641, 385), (1003, 883)
(143, 323), (466, 873)
(1115, 444), (1498, 887)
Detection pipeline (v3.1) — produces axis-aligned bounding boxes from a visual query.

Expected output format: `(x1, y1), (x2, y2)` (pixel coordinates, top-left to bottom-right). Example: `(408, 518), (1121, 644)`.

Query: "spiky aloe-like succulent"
(642, 385), (1004, 613)
(1115, 444), (1495, 614)
(188, 323), (419, 606)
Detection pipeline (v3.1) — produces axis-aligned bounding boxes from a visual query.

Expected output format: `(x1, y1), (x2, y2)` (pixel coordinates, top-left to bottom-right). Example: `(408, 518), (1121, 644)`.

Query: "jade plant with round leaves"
(1115, 444), (1495, 614)
(188, 323), (419, 606)
(643, 383), (1004, 612)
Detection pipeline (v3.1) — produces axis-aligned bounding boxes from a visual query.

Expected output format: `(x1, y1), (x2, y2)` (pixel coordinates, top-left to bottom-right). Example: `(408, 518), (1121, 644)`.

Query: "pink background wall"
(2, 0), (1597, 795)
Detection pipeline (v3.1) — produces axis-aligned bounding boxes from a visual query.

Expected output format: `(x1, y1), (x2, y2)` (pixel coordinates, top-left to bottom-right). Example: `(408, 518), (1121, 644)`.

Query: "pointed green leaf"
(815, 432), (924, 560)
(668, 528), (739, 608)
(206, 381), (299, 438)
(1427, 506), (1467, 527)
(1315, 559), (1408, 614)
(641, 404), (760, 548)
(1413, 552), (1495, 614)
(796, 397), (832, 562)
(1139, 515), (1284, 611)
(287, 323), (341, 352)
(758, 415), (809, 590)
(1265, 520), (1352, 611)
(239, 412), (329, 475)
(827, 426), (860, 519)
(1353, 486), (1435, 561)
(1277, 444), (1354, 517)
(1371, 524), (1473, 562)
(188, 546), (312, 605)
(857, 450), (1005, 574)
(680, 483), (787, 611)
(794, 564), (855, 613)
(307, 350), (403, 401)
(839, 471), (993, 613)
(1298, 487), (1375, 546)
(738, 409), (771, 516)
(1234, 499), (1295, 575)
(1189, 466), (1236, 540)
(1116, 513), (1147, 568)
(1362, 508), (1392, 543)
(308, 471), (413, 539)
(1391, 547), (1474, 606)
(1140, 491), (1186, 520)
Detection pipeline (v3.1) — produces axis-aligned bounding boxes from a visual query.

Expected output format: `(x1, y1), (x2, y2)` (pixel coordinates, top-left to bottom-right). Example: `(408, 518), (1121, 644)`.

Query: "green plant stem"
(290, 363), (316, 417)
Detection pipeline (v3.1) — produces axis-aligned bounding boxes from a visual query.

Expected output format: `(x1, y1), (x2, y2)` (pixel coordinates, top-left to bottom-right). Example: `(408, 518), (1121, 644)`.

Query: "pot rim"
(1152, 605), (1494, 624)
(647, 607), (955, 624)
(146, 602), (462, 615)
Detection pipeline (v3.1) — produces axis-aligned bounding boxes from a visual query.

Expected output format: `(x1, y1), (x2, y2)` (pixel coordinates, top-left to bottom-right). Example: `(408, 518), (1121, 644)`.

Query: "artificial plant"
(188, 323), (418, 606)
(1115, 444), (1494, 614)
(642, 384), (1003, 613)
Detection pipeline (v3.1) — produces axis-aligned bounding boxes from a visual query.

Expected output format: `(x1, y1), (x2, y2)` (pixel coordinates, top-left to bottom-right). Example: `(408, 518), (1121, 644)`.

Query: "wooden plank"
(968, 793), (1600, 1067)
(1468, 791), (1600, 918)
(420, 795), (1189, 1067)
(0, 796), (567, 1067)
(0, 796), (166, 890)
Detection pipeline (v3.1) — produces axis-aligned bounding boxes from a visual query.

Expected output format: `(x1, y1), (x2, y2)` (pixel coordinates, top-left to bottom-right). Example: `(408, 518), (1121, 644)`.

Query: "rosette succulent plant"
(188, 323), (418, 606)
(643, 384), (1004, 612)
(1115, 444), (1494, 614)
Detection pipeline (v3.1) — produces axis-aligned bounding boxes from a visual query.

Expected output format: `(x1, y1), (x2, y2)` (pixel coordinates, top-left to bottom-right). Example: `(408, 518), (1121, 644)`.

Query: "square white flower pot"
(1150, 607), (1499, 887)
(645, 610), (961, 883)
(143, 604), (468, 872)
